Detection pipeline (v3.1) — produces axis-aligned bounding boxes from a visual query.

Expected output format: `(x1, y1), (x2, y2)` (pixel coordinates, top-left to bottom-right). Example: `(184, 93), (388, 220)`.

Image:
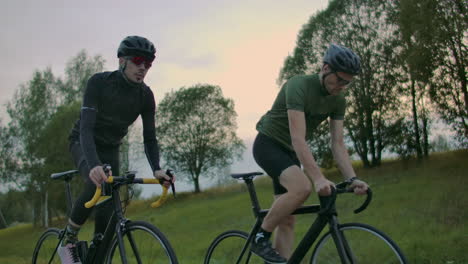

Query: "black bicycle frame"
(235, 177), (356, 264)
(88, 183), (140, 264)
(49, 169), (171, 264)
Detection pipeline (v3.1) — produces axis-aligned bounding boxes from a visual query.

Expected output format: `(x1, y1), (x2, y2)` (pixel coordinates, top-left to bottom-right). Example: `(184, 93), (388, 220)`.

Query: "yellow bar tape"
(143, 178), (159, 184)
(84, 176), (169, 209)
(151, 186), (169, 208)
(84, 187), (102, 208)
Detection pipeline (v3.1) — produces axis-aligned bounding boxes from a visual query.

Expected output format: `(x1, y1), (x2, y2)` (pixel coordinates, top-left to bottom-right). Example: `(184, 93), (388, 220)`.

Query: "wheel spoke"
(204, 230), (265, 264)
(106, 221), (178, 263)
(32, 228), (62, 264)
(310, 223), (407, 264)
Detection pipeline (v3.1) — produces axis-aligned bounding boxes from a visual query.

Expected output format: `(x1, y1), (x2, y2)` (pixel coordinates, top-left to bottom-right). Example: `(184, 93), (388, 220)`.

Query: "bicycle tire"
(104, 220), (178, 264)
(310, 223), (407, 264)
(32, 228), (62, 264)
(204, 230), (264, 264)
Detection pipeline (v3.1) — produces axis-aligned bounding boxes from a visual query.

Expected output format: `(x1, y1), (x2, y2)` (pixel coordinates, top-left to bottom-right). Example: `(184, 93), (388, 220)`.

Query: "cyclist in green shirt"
(251, 44), (369, 263)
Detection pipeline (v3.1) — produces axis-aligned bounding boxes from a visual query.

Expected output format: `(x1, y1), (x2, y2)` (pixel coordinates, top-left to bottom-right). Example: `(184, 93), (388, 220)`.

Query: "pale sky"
(1, 0), (330, 193)
(1, 0), (329, 138)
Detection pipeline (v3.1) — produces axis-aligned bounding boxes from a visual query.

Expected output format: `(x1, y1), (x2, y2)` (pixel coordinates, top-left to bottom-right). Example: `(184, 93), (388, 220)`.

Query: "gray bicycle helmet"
(323, 44), (361, 75)
(117, 36), (156, 60)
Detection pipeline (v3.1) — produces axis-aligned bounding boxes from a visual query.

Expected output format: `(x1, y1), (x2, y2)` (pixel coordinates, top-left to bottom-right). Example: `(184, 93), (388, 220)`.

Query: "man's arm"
(141, 110), (161, 172)
(330, 119), (368, 194)
(141, 113), (172, 186)
(141, 92), (172, 185)
(80, 75), (107, 186)
(330, 119), (356, 180)
(288, 109), (334, 196)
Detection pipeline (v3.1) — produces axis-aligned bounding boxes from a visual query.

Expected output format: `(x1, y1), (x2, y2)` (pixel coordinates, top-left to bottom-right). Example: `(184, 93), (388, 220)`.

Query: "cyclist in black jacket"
(59, 36), (174, 264)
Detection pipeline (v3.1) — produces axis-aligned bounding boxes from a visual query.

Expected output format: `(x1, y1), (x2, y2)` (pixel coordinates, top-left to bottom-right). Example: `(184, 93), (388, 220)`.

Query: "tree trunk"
(375, 118), (383, 166)
(44, 190), (49, 228)
(33, 198), (39, 227)
(422, 115), (429, 157)
(359, 117), (371, 168)
(410, 80), (423, 159)
(0, 208), (7, 229)
(348, 129), (371, 168)
(193, 175), (201, 193)
(32, 205), (36, 227)
(366, 110), (377, 167)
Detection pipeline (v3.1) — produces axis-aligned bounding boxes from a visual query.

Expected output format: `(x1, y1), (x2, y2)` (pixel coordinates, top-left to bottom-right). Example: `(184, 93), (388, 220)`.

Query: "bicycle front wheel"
(204, 230), (264, 264)
(32, 228), (62, 264)
(310, 223), (407, 264)
(105, 220), (178, 264)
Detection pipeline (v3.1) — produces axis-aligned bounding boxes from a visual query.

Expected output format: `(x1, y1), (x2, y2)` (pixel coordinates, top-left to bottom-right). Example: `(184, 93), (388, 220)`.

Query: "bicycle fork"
(112, 185), (134, 264)
(329, 216), (356, 264)
(115, 219), (131, 264)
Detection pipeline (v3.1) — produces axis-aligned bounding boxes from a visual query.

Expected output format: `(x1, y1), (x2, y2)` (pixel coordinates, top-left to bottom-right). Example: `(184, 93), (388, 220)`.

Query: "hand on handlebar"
(314, 177), (335, 196)
(89, 165), (110, 187)
(319, 179), (372, 215)
(350, 179), (368, 195)
(154, 169), (175, 188)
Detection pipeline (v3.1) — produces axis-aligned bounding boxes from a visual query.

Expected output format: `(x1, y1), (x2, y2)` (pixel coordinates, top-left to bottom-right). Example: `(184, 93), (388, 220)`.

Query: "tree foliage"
(278, 0), (467, 164)
(156, 84), (245, 193)
(279, 0), (404, 167)
(0, 121), (18, 185)
(57, 50), (105, 104)
(0, 190), (32, 226)
(6, 69), (58, 189)
(1, 51), (105, 226)
(424, 0), (467, 145)
(397, 0), (467, 155)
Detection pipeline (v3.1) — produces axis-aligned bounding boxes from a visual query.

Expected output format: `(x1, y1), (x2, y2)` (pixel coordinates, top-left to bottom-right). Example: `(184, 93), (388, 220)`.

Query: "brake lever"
(164, 169), (176, 198)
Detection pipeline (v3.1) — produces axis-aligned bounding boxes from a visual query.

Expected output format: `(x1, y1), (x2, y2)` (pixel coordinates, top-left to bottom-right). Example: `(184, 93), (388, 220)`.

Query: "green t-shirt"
(256, 74), (346, 151)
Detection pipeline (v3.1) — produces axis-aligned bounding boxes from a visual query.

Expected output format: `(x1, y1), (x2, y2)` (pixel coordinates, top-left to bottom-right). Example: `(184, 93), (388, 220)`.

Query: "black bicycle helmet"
(323, 44), (361, 75)
(117, 36), (156, 60)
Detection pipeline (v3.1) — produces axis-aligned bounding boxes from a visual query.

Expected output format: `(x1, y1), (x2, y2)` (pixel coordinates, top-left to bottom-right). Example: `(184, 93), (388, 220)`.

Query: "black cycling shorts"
(253, 133), (301, 195)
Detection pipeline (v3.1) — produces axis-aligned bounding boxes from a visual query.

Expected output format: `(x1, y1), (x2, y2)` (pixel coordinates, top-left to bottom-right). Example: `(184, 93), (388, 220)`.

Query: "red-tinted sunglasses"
(129, 56), (154, 69)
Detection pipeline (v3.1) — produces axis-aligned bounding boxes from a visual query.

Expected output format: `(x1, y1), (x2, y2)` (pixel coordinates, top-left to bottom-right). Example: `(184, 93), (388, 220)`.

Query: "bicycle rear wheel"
(105, 220), (178, 264)
(32, 228), (62, 264)
(310, 223), (407, 264)
(204, 230), (264, 264)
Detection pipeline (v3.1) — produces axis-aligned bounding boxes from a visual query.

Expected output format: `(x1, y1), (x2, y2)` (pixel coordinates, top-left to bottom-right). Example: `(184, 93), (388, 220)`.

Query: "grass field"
(0, 149), (467, 263)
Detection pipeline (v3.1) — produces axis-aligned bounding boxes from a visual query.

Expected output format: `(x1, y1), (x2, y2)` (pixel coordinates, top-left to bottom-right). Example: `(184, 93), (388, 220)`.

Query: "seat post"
(244, 177), (262, 217)
(64, 179), (73, 217)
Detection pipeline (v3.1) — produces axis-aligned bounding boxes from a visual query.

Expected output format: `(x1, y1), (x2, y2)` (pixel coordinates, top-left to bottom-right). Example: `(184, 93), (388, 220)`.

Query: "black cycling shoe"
(251, 239), (287, 264)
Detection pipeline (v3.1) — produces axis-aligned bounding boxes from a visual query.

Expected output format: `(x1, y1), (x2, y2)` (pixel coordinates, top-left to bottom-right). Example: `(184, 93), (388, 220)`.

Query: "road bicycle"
(204, 172), (407, 264)
(32, 166), (178, 264)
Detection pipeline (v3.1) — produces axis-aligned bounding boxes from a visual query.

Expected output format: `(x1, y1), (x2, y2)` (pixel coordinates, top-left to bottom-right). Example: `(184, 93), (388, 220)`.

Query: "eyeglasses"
(129, 56), (154, 69)
(334, 72), (351, 86)
(333, 71), (352, 86)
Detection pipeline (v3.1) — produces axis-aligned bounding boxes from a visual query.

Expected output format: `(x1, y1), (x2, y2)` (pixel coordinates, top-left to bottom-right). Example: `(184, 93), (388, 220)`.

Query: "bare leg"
(261, 166), (311, 256)
(273, 212), (295, 258)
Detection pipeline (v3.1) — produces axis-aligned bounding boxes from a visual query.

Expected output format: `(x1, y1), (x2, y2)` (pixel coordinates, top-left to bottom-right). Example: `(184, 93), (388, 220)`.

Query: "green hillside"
(1, 150), (467, 263)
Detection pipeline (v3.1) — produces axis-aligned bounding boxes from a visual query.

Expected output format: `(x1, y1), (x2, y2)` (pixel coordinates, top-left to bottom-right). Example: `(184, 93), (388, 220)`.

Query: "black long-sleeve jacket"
(69, 70), (161, 171)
